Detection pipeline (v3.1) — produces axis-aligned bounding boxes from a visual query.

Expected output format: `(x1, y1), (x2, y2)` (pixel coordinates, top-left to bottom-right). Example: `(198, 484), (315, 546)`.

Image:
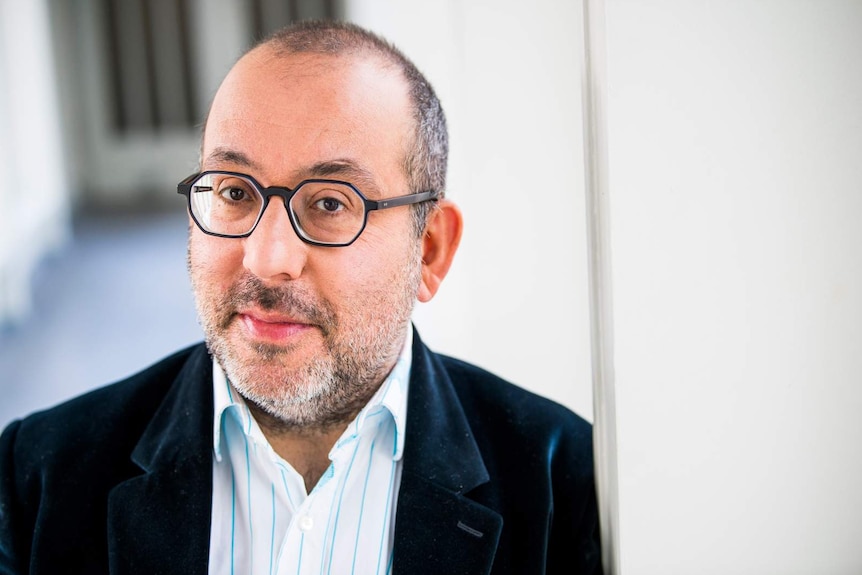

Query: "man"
(0, 21), (601, 574)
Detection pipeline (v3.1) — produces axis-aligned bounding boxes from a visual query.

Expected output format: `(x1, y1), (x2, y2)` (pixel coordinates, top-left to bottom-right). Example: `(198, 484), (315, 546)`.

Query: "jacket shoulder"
(436, 353), (593, 445)
(4, 343), (208, 463)
(0, 343), (212, 572)
(429, 351), (596, 491)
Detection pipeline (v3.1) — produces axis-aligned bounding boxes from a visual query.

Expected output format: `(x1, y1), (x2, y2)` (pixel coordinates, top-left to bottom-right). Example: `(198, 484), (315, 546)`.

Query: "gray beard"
(191, 251), (420, 431)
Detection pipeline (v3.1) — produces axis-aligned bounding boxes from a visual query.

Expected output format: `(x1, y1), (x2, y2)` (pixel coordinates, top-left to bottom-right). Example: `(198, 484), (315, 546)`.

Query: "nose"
(242, 198), (308, 281)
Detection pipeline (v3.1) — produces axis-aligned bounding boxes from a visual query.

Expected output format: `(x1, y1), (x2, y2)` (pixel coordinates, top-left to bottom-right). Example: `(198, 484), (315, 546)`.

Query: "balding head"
(204, 21), (447, 233)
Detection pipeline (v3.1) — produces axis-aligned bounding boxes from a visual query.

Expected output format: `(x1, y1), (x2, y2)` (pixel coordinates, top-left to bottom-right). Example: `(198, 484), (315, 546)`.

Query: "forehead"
(202, 48), (413, 186)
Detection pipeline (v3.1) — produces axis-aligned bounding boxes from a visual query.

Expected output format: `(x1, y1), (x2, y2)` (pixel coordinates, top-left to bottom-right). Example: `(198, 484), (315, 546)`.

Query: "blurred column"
(0, 0), (70, 324)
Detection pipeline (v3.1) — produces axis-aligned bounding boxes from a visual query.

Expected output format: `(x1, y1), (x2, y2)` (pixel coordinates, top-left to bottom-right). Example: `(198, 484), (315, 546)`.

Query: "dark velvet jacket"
(0, 332), (601, 574)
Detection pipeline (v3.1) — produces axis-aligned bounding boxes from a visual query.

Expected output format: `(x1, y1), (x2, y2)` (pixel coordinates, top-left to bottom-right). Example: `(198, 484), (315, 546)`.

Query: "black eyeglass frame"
(177, 170), (439, 247)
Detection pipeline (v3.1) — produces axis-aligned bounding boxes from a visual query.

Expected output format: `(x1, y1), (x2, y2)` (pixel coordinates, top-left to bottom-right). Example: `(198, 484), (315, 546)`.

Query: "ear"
(417, 200), (463, 303)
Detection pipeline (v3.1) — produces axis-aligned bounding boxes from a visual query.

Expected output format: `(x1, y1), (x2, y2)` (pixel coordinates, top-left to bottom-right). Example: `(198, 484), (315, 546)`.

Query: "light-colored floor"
(0, 210), (202, 428)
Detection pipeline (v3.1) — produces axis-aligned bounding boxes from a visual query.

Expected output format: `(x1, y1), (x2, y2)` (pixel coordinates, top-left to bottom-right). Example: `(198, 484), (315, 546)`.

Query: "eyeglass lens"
(188, 172), (366, 244)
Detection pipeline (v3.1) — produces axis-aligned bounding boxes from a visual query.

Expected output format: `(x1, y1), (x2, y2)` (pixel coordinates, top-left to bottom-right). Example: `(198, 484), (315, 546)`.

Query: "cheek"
(188, 231), (244, 288)
(326, 232), (421, 301)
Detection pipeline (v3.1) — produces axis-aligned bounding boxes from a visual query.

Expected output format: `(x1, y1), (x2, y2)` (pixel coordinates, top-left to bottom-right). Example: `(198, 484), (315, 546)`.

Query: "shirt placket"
(275, 454), (344, 575)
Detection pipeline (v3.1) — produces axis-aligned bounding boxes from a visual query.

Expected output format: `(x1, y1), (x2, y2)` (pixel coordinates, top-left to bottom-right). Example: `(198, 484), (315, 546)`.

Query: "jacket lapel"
(393, 331), (503, 575)
(106, 345), (214, 575)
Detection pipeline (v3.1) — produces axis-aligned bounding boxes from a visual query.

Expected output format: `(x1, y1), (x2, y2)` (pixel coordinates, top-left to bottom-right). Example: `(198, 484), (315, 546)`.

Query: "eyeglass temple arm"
(367, 190), (438, 210)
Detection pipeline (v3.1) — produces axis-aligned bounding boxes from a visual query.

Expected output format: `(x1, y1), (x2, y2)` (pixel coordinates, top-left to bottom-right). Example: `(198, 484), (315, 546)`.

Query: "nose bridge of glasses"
(260, 185), (298, 206)
(254, 185), (299, 233)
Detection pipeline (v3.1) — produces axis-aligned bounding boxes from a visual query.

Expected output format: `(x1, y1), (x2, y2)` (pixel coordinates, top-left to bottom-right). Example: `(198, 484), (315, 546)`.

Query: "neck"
(247, 402), (348, 492)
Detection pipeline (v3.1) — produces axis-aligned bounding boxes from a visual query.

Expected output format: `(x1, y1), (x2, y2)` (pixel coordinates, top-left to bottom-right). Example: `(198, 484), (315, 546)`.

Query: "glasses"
(177, 171), (438, 247)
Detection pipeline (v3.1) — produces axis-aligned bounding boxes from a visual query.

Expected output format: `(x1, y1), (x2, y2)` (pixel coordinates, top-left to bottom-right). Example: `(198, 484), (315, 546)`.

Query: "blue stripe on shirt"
(351, 436), (377, 574)
(325, 440), (362, 574)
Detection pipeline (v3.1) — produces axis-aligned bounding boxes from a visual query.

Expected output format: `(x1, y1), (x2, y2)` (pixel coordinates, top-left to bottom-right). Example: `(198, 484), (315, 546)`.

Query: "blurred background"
(0, 0), (593, 426)
(3, 1), (862, 573)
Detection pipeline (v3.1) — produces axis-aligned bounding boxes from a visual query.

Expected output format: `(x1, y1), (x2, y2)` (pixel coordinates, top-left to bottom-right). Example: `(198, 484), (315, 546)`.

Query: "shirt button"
(298, 515), (314, 532)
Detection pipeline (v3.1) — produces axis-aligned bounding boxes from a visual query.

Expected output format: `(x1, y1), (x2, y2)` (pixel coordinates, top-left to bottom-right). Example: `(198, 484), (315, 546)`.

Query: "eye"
(315, 197), (346, 212)
(219, 187), (248, 202)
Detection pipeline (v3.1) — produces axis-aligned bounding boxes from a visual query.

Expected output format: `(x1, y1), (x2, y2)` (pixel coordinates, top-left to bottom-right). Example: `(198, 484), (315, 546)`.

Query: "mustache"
(221, 274), (334, 331)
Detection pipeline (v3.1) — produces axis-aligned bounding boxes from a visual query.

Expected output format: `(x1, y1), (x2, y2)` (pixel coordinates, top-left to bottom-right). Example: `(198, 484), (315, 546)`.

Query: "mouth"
(237, 310), (316, 344)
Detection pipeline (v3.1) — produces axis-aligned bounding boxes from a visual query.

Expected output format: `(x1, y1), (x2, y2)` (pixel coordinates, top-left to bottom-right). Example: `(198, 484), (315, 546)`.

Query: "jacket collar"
(393, 330), (503, 575)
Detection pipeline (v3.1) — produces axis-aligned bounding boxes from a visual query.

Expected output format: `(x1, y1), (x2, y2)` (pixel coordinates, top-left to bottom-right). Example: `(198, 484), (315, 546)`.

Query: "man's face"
(189, 48), (422, 429)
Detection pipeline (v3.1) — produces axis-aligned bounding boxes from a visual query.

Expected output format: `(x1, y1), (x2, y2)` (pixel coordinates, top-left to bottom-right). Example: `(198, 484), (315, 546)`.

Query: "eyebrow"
(304, 160), (381, 195)
(202, 148), (260, 171)
(202, 150), (384, 197)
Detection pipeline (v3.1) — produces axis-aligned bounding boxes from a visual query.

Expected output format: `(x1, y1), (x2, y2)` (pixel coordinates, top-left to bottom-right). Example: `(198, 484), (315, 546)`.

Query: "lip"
(238, 310), (315, 343)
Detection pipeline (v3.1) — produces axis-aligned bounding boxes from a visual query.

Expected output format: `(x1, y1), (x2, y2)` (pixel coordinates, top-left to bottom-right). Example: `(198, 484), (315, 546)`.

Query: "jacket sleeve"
(0, 420), (27, 575)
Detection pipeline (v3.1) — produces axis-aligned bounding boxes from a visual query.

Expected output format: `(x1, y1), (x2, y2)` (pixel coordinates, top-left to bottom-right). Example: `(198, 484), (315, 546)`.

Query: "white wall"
(606, 1), (862, 572)
(347, 0), (594, 418)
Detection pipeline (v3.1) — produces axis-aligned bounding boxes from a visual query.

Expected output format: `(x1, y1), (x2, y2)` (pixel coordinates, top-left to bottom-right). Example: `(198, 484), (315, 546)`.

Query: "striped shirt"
(208, 331), (412, 575)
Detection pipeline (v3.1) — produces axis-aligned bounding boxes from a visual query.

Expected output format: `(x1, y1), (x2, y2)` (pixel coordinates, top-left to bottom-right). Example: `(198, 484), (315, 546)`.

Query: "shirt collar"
(211, 360), (248, 462)
(212, 328), (412, 462)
